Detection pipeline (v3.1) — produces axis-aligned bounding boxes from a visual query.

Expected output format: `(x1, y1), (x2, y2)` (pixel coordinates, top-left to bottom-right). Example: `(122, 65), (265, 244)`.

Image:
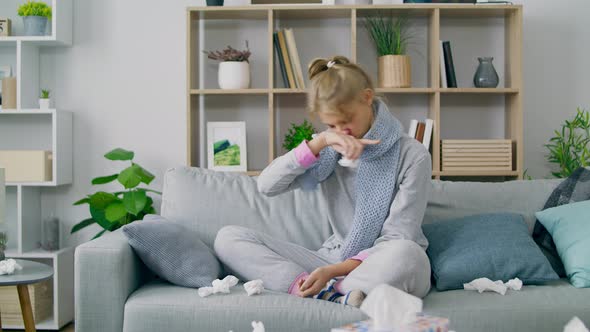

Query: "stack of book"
(408, 119), (435, 151)
(273, 28), (306, 89)
(439, 40), (457, 88)
(442, 139), (513, 172)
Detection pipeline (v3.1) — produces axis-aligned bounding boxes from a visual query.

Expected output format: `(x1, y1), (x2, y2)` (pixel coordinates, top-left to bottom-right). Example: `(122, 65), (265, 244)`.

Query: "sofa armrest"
(75, 229), (149, 332)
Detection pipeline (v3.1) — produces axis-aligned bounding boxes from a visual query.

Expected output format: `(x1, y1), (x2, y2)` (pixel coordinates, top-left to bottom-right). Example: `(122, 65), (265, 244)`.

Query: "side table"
(0, 260), (53, 332)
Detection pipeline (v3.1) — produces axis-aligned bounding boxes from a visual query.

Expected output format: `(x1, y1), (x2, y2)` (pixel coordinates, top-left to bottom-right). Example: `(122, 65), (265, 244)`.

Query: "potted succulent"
(71, 148), (161, 240)
(203, 41), (251, 90)
(17, 1), (52, 36)
(365, 13), (413, 88)
(39, 89), (50, 109)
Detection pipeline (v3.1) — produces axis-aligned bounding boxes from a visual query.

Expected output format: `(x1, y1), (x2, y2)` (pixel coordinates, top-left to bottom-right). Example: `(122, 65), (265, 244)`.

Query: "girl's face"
(318, 89), (374, 139)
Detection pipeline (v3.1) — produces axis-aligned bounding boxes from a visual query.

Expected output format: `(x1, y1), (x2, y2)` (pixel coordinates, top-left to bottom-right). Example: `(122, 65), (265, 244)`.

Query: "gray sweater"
(257, 134), (431, 262)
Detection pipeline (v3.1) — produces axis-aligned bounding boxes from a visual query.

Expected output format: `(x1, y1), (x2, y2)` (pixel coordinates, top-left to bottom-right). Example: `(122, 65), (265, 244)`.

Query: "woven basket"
(378, 55), (411, 88)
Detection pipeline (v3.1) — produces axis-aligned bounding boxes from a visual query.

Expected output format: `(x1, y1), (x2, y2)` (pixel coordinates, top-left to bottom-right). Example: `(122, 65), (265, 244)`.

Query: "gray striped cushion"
(122, 215), (221, 288)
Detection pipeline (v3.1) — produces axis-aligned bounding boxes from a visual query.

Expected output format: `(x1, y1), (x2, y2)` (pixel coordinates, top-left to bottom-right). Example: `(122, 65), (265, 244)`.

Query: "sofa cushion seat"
(123, 280), (367, 332)
(123, 278), (590, 332)
(424, 279), (590, 332)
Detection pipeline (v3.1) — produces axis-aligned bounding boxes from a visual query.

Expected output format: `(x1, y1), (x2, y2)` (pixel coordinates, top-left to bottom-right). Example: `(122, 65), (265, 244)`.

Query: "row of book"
(408, 119), (435, 150)
(439, 40), (457, 88)
(273, 28), (306, 89)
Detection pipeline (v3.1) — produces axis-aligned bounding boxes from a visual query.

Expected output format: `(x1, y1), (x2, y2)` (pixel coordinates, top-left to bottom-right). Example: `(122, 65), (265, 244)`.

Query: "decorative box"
(442, 139), (513, 172)
(0, 279), (53, 326)
(0, 150), (53, 182)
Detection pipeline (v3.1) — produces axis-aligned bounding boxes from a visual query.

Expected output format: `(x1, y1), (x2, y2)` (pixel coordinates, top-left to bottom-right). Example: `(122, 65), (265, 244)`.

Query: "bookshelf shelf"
(377, 88), (436, 94)
(187, 4), (523, 179)
(438, 88), (519, 94)
(190, 89), (269, 95)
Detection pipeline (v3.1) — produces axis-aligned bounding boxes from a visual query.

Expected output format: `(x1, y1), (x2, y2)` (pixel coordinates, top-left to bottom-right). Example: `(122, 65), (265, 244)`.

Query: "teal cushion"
(423, 212), (559, 291)
(535, 200), (590, 288)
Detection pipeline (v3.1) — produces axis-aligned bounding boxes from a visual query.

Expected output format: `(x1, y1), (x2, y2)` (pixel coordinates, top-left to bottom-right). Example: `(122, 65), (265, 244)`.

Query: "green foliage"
(283, 120), (316, 151)
(522, 169), (533, 180)
(365, 13), (412, 56)
(545, 108), (590, 178)
(0, 232), (6, 247)
(214, 145), (240, 166)
(71, 148), (161, 239)
(18, 1), (52, 19)
(41, 89), (49, 99)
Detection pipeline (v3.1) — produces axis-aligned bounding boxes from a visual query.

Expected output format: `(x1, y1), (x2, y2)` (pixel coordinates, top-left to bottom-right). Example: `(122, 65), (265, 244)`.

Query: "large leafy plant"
(545, 108), (590, 178)
(365, 13), (412, 56)
(18, 1), (52, 19)
(283, 120), (316, 151)
(71, 148), (161, 239)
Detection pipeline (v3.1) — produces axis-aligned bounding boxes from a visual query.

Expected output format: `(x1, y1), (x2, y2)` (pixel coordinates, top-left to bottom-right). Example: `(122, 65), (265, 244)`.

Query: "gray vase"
(473, 57), (499, 88)
(23, 16), (48, 36)
(206, 0), (224, 5)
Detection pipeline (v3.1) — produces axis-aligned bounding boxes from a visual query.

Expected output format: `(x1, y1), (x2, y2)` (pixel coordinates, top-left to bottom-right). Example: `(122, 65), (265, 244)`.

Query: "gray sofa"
(75, 167), (590, 332)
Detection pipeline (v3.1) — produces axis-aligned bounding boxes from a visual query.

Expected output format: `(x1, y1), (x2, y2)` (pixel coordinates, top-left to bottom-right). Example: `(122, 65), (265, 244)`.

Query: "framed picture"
(207, 121), (247, 172)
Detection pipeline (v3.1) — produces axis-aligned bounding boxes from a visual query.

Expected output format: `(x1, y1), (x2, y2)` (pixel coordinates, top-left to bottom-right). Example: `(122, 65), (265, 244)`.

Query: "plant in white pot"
(365, 14), (413, 88)
(18, 1), (52, 36)
(39, 89), (51, 109)
(204, 41), (252, 90)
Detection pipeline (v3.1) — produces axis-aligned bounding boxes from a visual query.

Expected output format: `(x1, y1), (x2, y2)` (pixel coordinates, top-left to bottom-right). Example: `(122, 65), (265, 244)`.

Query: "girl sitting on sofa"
(214, 55), (432, 307)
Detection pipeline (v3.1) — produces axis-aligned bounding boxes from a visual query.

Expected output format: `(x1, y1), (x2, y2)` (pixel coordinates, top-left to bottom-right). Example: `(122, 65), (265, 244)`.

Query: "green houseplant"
(0, 232), (7, 261)
(365, 13), (413, 88)
(17, 1), (52, 36)
(545, 107), (590, 178)
(283, 120), (316, 151)
(71, 148), (161, 239)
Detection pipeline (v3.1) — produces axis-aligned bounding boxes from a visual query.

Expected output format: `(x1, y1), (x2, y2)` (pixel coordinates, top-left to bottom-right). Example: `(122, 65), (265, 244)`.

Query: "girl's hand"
(309, 131), (380, 160)
(298, 267), (333, 298)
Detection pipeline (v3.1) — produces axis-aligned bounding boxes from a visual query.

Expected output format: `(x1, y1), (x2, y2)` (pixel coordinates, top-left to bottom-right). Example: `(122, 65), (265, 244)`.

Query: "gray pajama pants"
(214, 225), (431, 298)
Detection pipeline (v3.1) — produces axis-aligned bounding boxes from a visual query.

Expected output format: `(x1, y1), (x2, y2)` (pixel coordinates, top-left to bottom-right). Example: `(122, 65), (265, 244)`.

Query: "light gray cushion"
(122, 215), (221, 288)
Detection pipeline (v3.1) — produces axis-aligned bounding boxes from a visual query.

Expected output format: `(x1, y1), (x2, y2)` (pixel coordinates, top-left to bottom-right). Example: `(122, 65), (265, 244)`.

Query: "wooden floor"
(4, 322), (74, 332)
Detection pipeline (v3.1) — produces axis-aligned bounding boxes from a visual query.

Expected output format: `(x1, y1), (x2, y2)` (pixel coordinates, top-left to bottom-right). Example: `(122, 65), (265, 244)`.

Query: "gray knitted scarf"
(309, 100), (403, 261)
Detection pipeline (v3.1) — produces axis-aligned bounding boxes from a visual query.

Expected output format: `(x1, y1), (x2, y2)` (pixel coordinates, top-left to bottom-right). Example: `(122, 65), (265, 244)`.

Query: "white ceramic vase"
(218, 61), (250, 90)
(39, 98), (51, 109)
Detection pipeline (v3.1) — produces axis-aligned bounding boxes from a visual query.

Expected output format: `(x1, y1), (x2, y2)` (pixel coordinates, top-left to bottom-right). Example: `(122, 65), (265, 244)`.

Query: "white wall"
(31, 0), (590, 246)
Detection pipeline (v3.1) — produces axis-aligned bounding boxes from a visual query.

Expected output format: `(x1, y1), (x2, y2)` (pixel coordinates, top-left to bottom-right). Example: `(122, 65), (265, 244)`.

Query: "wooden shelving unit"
(187, 4), (523, 180)
(0, 0), (74, 330)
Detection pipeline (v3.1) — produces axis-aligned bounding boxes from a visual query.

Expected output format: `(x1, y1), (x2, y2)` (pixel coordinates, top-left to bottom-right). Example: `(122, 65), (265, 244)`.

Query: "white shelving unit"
(0, 0), (74, 330)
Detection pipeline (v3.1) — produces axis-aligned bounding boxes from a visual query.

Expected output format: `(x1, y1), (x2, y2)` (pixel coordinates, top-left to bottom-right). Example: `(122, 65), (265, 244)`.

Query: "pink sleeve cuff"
(349, 251), (370, 262)
(294, 140), (319, 168)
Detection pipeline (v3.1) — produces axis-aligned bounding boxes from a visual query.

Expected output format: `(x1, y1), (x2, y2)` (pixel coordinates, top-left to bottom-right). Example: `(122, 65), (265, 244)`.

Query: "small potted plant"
(545, 107), (590, 178)
(365, 13), (413, 88)
(283, 120), (316, 151)
(39, 89), (50, 109)
(17, 1), (52, 36)
(203, 41), (251, 90)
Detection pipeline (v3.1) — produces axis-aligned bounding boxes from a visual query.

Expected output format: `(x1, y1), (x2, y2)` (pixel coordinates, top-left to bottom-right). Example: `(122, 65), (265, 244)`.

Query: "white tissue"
(0, 259), (23, 275)
(564, 317), (589, 332)
(463, 277), (523, 295)
(338, 158), (360, 168)
(360, 284), (422, 330)
(252, 321), (265, 332)
(244, 279), (264, 296)
(505, 277), (523, 291)
(198, 275), (240, 298)
(198, 287), (214, 298)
